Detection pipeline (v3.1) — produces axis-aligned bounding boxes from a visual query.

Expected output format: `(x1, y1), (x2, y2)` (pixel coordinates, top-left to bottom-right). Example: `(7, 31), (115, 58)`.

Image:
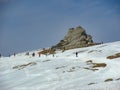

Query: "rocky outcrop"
(52, 26), (94, 50)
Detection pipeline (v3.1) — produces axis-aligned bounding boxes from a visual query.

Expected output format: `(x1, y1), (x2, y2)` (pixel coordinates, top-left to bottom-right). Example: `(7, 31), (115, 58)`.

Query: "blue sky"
(0, 0), (120, 56)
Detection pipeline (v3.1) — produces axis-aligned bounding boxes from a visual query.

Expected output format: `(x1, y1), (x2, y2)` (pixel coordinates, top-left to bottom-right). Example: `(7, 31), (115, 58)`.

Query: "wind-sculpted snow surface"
(0, 41), (120, 90)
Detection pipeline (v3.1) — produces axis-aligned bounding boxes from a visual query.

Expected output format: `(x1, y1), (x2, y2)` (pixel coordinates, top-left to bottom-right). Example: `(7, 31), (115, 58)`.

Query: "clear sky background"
(0, 0), (120, 56)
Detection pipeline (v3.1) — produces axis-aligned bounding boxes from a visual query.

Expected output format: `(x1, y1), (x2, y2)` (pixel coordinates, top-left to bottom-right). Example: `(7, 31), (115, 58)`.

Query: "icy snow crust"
(0, 41), (120, 90)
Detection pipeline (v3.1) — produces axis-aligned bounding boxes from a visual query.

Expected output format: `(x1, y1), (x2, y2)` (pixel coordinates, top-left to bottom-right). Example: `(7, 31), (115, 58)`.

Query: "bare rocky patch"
(55, 66), (66, 69)
(55, 66), (79, 73)
(86, 60), (106, 68)
(88, 83), (96, 85)
(104, 78), (113, 82)
(55, 60), (106, 73)
(13, 62), (37, 70)
(107, 53), (120, 59)
(84, 60), (106, 71)
(116, 78), (120, 81)
(88, 50), (102, 53)
(86, 60), (93, 65)
(42, 59), (51, 62)
(92, 63), (106, 68)
(84, 67), (98, 71)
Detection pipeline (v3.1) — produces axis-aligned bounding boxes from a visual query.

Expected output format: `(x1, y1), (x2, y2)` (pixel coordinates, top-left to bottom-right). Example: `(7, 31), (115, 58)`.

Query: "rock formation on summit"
(52, 26), (94, 50)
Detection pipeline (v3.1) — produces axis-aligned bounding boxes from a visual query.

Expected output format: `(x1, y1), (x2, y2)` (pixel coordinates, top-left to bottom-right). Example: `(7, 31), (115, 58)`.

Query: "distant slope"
(0, 41), (120, 90)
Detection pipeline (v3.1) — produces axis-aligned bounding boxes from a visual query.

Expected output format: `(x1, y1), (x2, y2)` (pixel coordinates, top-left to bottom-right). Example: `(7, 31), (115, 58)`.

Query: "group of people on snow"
(0, 48), (79, 58)
(0, 41), (105, 58)
(26, 52), (79, 57)
(0, 51), (79, 58)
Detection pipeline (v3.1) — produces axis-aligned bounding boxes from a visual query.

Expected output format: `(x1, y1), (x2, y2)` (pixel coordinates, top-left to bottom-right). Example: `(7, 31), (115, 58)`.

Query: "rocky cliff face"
(52, 26), (93, 50)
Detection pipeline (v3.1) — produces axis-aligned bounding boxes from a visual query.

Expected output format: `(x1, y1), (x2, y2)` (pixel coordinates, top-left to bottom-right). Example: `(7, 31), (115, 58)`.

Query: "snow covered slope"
(0, 41), (120, 90)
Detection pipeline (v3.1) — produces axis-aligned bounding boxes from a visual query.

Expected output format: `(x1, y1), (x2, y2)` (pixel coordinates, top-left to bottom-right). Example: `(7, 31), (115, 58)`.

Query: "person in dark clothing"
(14, 53), (16, 57)
(76, 52), (78, 57)
(32, 53), (35, 57)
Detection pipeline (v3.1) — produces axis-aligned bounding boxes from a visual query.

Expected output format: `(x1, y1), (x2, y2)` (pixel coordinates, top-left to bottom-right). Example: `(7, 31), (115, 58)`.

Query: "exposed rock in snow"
(52, 26), (94, 50)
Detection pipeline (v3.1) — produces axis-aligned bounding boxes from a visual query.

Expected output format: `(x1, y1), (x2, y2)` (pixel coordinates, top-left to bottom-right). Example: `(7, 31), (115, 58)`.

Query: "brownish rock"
(52, 26), (94, 50)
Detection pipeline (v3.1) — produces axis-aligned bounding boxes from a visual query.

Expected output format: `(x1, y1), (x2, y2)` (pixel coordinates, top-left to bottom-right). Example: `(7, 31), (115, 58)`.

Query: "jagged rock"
(52, 26), (94, 50)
